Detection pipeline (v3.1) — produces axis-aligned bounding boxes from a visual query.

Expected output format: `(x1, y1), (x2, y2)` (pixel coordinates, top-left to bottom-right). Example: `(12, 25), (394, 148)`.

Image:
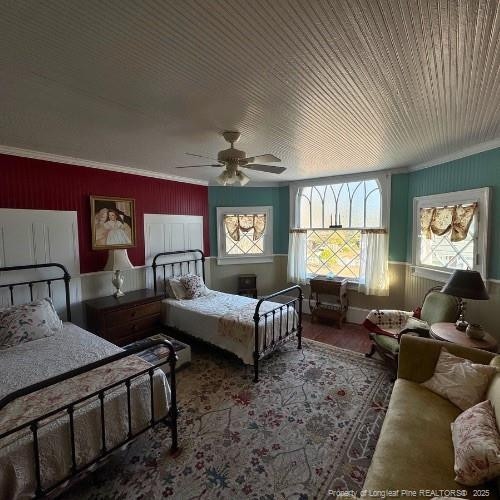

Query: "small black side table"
(238, 274), (257, 298)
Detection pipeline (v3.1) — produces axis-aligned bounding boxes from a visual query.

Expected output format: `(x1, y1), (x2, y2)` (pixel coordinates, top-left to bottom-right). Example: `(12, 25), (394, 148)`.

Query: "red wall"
(0, 154), (209, 273)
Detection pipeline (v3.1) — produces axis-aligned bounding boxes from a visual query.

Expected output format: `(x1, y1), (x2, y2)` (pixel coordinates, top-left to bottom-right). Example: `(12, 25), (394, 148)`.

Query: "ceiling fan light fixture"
(236, 170), (250, 186)
(217, 170), (235, 186)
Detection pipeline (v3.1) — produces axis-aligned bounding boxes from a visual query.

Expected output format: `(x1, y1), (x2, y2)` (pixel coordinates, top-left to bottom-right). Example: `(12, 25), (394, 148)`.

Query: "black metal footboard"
(0, 339), (178, 499)
(253, 285), (303, 382)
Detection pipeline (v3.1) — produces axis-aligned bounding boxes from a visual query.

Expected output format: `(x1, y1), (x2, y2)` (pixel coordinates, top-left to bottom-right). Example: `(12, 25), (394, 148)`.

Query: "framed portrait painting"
(90, 196), (136, 250)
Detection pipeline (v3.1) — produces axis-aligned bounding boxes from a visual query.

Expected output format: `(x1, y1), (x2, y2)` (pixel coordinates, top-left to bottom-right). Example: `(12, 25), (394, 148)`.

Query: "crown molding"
(408, 137), (500, 172)
(0, 145), (209, 186)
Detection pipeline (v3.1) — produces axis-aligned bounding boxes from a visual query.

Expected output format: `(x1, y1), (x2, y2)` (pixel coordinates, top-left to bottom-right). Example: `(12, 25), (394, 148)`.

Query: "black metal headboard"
(152, 249), (205, 295)
(0, 263), (72, 321)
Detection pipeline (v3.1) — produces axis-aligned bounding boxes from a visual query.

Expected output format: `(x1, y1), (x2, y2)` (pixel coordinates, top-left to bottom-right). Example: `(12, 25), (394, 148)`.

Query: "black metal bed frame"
(0, 263), (178, 498)
(152, 250), (303, 382)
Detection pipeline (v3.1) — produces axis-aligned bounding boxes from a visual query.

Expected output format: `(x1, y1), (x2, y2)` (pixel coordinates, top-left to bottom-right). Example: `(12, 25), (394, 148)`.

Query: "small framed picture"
(90, 196), (136, 250)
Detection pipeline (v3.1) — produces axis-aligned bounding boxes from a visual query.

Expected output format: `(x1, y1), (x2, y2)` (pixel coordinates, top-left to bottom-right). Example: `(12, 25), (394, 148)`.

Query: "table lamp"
(441, 269), (489, 338)
(104, 249), (134, 297)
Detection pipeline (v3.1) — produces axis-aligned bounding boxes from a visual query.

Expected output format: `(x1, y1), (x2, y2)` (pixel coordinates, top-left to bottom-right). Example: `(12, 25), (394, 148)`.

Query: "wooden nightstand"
(309, 277), (348, 328)
(85, 289), (163, 346)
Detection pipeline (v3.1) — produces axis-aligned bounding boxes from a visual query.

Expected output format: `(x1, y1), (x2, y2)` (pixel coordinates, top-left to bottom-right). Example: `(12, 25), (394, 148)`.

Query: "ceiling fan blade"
(243, 154), (281, 163)
(185, 152), (221, 162)
(175, 164), (222, 168)
(242, 164), (286, 174)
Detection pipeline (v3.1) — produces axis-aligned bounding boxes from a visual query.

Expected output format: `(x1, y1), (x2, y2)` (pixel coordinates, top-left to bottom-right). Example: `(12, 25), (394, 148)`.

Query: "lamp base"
(455, 319), (468, 332)
(111, 270), (125, 298)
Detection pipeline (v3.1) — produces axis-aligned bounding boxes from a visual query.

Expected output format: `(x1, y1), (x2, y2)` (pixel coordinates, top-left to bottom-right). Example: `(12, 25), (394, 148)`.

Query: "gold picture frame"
(90, 196), (136, 250)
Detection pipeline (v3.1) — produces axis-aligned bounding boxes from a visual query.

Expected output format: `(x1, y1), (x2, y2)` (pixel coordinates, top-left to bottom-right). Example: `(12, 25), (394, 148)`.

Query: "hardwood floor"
(301, 314), (371, 354)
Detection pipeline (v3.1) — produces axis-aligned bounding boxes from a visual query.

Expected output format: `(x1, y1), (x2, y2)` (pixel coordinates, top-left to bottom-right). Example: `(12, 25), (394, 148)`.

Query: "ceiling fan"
(176, 131), (286, 186)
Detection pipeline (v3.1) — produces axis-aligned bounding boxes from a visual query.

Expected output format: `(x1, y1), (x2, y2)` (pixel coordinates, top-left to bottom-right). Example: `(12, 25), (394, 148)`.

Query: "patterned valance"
(224, 214), (266, 242)
(420, 203), (478, 242)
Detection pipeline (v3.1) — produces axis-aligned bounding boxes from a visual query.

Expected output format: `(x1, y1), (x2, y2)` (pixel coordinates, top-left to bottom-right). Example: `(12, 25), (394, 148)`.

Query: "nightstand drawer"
(105, 301), (161, 327)
(107, 315), (160, 344)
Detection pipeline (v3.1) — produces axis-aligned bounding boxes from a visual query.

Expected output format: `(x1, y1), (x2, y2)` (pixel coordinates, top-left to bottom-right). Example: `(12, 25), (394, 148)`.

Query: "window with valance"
(216, 206), (273, 264)
(413, 188), (490, 280)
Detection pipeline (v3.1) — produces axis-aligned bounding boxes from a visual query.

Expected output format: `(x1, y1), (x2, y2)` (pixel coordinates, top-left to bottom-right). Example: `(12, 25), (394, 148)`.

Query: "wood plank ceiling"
(1, 0), (499, 183)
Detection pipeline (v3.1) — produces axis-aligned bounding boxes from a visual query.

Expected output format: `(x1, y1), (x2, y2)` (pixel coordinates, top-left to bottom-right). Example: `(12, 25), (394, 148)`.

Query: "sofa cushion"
(373, 333), (399, 354)
(364, 379), (465, 490)
(487, 356), (500, 429)
(422, 349), (497, 410)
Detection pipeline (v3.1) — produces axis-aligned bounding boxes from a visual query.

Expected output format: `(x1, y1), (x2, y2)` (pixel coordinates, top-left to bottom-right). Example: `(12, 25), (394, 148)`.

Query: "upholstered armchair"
(364, 287), (460, 373)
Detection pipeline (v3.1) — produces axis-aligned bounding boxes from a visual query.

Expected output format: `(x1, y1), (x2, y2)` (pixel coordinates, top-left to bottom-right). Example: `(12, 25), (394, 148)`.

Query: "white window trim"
(289, 172), (391, 281)
(289, 171), (391, 230)
(216, 206), (273, 265)
(411, 187), (490, 282)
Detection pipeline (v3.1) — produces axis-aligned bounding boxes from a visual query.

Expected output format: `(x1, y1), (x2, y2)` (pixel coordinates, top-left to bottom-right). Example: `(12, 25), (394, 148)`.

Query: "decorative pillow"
(422, 349), (497, 410)
(179, 274), (206, 299)
(166, 278), (188, 300)
(0, 298), (63, 349)
(404, 316), (429, 331)
(451, 399), (500, 485)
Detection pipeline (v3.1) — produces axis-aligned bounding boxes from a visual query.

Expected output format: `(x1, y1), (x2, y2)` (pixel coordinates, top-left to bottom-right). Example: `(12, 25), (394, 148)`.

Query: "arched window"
(296, 179), (383, 279)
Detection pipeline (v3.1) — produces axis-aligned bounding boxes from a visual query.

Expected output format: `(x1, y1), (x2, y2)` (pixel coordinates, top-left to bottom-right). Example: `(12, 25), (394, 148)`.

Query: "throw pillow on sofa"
(451, 399), (500, 486)
(422, 348), (497, 410)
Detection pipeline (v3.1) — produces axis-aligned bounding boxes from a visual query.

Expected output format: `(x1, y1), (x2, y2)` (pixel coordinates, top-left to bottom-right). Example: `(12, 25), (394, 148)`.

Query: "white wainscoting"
(0, 208), (80, 317)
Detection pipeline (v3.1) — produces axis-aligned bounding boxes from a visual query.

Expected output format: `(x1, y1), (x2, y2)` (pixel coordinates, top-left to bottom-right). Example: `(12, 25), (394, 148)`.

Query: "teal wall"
(208, 185), (289, 255)
(209, 147), (499, 277)
(405, 147), (500, 278)
(389, 173), (409, 262)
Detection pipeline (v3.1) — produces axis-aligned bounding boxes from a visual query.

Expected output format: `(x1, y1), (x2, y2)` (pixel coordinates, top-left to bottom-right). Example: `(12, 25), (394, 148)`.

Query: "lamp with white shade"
(104, 249), (134, 297)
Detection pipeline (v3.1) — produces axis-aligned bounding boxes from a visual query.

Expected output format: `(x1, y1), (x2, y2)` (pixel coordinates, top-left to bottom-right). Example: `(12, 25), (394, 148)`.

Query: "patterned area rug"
(67, 339), (393, 499)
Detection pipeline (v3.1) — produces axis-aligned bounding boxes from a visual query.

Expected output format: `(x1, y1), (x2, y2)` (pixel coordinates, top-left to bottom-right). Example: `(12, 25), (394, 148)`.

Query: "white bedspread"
(0, 323), (170, 499)
(162, 291), (298, 364)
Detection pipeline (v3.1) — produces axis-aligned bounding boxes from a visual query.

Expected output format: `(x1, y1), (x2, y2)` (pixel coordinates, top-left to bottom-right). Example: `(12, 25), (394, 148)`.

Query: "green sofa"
(363, 335), (500, 497)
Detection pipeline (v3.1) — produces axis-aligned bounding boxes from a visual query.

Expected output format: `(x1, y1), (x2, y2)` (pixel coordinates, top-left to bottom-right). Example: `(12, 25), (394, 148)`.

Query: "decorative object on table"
(329, 212), (342, 229)
(237, 274), (257, 298)
(429, 322), (498, 352)
(125, 333), (191, 373)
(309, 276), (348, 328)
(104, 248), (134, 297)
(441, 269), (489, 333)
(85, 289), (163, 345)
(90, 195), (135, 250)
(466, 323), (485, 340)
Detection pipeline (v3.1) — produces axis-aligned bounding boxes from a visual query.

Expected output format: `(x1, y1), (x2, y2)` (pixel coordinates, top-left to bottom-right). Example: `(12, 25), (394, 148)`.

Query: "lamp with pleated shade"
(104, 249), (134, 297)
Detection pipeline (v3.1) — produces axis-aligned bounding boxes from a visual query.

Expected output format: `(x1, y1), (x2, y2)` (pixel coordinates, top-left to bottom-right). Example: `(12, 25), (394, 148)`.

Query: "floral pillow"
(179, 274), (206, 299)
(422, 348), (497, 410)
(0, 298), (63, 349)
(451, 399), (500, 485)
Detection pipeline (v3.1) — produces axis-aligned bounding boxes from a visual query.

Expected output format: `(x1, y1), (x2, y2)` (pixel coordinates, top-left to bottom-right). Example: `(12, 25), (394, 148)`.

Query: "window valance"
(420, 203), (477, 242)
(224, 214), (266, 242)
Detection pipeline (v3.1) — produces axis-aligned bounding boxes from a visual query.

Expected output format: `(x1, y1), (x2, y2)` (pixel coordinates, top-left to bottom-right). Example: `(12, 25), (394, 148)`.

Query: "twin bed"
(153, 250), (303, 383)
(0, 252), (302, 498)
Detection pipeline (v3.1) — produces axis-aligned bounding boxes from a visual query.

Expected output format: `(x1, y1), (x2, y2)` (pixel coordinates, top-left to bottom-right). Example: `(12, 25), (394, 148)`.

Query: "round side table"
(429, 322), (498, 353)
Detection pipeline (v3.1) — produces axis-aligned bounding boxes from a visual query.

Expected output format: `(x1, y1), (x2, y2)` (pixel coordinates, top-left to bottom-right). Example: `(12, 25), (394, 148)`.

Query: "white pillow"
(0, 298), (63, 349)
(166, 278), (188, 300)
(451, 399), (500, 485)
(422, 348), (497, 410)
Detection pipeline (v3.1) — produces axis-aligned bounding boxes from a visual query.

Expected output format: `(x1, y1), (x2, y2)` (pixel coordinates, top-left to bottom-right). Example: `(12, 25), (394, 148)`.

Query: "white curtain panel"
(287, 230), (307, 284)
(358, 231), (389, 296)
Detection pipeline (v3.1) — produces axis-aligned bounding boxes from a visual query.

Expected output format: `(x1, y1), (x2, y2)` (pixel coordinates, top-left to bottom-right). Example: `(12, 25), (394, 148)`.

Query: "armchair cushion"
(420, 291), (459, 325)
(373, 333), (400, 354)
